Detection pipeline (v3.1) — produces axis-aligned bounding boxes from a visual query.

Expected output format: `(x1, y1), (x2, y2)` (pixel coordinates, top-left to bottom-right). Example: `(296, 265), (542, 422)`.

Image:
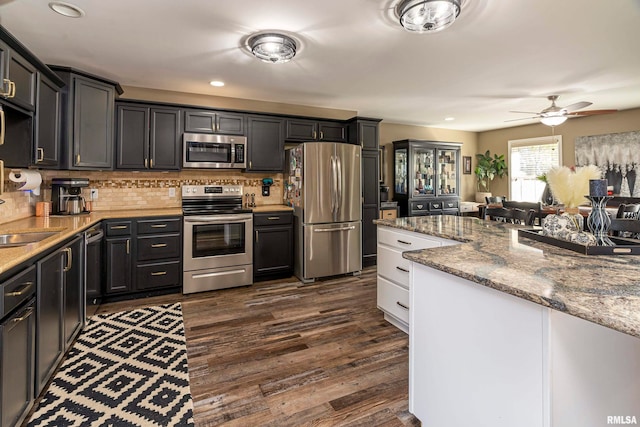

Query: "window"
(508, 136), (562, 202)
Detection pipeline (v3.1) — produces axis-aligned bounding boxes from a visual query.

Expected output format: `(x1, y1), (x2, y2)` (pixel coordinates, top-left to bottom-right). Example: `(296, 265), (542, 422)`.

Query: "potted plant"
(474, 150), (507, 203)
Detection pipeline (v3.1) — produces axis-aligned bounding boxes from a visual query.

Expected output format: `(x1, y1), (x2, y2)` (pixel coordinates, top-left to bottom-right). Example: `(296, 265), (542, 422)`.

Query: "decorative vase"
(586, 195), (614, 246)
(541, 184), (554, 206)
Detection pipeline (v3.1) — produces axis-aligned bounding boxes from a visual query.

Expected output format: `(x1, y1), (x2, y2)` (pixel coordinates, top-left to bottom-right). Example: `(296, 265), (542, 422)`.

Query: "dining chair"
(485, 196), (507, 205)
(503, 201), (543, 225)
(484, 206), (536, 226)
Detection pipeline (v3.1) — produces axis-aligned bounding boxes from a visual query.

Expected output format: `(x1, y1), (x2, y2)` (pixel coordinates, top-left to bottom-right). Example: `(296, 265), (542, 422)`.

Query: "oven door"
(183, 214), (253, 271)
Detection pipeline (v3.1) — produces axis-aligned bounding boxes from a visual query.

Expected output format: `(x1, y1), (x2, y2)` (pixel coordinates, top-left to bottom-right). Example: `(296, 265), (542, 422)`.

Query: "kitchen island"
(375, 215), (640, 427)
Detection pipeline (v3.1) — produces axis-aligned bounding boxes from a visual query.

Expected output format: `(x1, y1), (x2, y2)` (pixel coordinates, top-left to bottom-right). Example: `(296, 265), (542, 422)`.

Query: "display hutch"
(393, 139), (461, 217)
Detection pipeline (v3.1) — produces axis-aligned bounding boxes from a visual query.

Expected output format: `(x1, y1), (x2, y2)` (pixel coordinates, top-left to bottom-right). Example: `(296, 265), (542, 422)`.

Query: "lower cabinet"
(1, 265), (36, 427)
(36, 235), (83, 395)
(105, 216), (182, 296)
(253, 212), (293, 281)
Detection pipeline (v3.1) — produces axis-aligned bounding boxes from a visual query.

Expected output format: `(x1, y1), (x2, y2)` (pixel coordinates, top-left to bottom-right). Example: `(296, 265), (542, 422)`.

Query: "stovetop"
(181, 184), (252, 215)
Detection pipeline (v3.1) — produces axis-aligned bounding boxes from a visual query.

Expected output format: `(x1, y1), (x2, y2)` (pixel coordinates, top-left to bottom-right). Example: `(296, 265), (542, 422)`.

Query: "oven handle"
(184, 214), (253, 223)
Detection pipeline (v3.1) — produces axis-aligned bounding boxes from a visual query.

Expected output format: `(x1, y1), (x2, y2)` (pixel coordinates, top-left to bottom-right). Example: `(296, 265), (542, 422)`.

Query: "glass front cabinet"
(393, 139), (461, 217)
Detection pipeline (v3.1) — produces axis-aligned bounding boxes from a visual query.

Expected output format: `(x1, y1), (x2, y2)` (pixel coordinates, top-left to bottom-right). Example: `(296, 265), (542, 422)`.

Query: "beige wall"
(121, 86), (357, 120)
(477, 108), (640, 200)
(379, 123), (479, 202)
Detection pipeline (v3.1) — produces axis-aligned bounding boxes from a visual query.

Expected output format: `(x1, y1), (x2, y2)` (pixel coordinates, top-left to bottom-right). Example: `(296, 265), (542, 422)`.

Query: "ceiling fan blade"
(562, 101), (592, 112)
(509, 110), (541, 115)
(566, 109), (618, 116)
(505, 116), (539, 122)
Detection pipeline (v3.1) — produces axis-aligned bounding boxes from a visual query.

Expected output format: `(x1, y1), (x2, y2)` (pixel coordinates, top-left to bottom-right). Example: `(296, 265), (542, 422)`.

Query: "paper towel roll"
(9, 170), (42, 196)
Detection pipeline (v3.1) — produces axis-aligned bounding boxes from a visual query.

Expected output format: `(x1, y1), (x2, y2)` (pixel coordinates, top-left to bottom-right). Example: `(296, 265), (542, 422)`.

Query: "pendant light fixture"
(397, 0), (461, 33)
(248, 33), (297, 64)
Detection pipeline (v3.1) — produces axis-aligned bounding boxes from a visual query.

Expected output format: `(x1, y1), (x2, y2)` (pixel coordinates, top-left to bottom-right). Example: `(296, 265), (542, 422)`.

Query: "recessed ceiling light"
(209, 81), (225, 87)
(445, 117), (455, 121)
(48, 1), (85, 18)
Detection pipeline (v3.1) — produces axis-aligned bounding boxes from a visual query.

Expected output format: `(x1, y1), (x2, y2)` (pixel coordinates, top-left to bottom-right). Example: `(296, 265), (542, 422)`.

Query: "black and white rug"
(28, 303), (195, 427)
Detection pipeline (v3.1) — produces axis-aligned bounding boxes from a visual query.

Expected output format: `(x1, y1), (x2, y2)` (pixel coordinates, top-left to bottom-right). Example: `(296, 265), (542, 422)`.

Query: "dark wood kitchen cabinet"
(285, 119), (347, 142)
(50, 66), (123, 170)
(253, 211), (293, 281)
(1, 266), (36, 427)
(36, 235), (83, 395)
(184, 109), (245, 135)
(34, 73), (61, 167)
(0, 38), (37, 112)
(115, 102), (181, 170)
(105, 217), (182, 296)
(247, 115), (285, 172)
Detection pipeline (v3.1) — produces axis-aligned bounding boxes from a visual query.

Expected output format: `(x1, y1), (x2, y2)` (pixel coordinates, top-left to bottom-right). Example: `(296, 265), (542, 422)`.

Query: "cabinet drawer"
(411, 200), (429, 213)
(137, 234), (181, 261)
(380, 209), (397, 220)
(442, 200), (458, 210)
(254, 212), (293, 226)
(377, 246), (410, 288)
(1, 266), (36, 318)
(136, 217), (181, 234)
(136, 260), (181, 290)
(377, 276), (409, 324)
(429, 201), (443, 211)
(105, 221), (132, 236)
(378, 226), (443, 251)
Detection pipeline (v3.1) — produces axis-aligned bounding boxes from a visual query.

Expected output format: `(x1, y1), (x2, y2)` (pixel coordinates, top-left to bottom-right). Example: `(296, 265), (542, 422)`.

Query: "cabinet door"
(6, 50), (37, 111)
(105, 237), (133, 294)
(150, 107), (181, 170)
(286, 119), (317, 140)
(34, 74), (61, 167)
(254, 226), (293, 278)
(184, 110), (216, 133)
(72, 76), (114, 169)
(85, 234), (103, 299)
(115, 104), (148, 170)
(216, 112), (245, 135)
(318, 121), (346, 142)
(63, 236), (84, 348)
(362, 206), (378, 266)
(247, 115), (284, 171)
(359, 122), (379, 149)
(362, 149), (380, 266)
(36, 249), (64, 394)
(0, 40), (7, 88)
(1, 301), (35, 427)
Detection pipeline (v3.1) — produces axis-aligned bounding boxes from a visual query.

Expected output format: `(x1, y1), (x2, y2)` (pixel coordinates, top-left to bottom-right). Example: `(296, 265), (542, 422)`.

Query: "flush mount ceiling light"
(248, 33), (297, 64)
(48, 1), (85, 18)
(397, 0), (461, 33)
(209, 81), (225, 87)
(540, 115), (568, 127)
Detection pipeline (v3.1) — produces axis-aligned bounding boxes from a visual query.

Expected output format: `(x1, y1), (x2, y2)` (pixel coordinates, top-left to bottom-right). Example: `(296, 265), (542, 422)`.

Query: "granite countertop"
(375, 215), (640, 339)
(0, 208), (182, 276)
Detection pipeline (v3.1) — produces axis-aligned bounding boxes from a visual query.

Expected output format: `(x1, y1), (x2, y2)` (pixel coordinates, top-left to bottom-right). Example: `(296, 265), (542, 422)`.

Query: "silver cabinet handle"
(37, 147), (44, 162)
(126, 239), (130, 254)
(151, 243), (167, 248)
(255, 230), (259, 243)
(396, 301), (409, 310)
(0, 108), (5, 145)
(12, 308), (34, 323)
(63, 247), (72, 272)
(396, 266), (409, 273)
(6, 281), (34, 297)
(397, 240), (412, 245)
(1, 79), (13, 97)
(150, 224), (167, 228)
(267, 217), (280, 220)
(110, 225), (128, 230)
(320, 131), (324, 140)
(151, 271), (167, 276)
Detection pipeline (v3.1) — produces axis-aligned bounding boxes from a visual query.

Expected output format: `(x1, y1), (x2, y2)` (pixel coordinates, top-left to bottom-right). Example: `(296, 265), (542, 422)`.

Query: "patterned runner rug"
(28, 303), (194, 426)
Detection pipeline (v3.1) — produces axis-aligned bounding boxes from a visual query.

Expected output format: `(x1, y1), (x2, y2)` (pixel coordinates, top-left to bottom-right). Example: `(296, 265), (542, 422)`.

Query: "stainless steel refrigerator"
(285, 142), (362, 282)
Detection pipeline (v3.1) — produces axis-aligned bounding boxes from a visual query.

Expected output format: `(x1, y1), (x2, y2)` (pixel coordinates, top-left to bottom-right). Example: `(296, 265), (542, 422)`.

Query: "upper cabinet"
(51, 66), (123, 170)
(34, 74), (61, 167)
(116, 102), (181, 171)
(184, 109), (245, 135)
(246, 115), (285, 172)
(0, 40), (37, 112)
(285, 119), (347, 142)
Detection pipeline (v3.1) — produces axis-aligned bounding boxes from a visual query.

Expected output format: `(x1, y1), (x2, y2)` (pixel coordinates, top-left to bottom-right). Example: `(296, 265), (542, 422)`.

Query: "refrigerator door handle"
(313, 225), (356, 232)
(330, 155), (337, 217)
(336, 155), (343, 215)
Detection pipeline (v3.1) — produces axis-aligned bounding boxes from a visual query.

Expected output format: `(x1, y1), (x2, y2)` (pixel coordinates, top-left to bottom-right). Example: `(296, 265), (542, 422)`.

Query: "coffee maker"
(51, 177), (89, 215)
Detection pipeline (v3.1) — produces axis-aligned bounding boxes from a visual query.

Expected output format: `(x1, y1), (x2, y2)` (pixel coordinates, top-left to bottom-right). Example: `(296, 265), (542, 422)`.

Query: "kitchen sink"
(0, 231), (59, 248)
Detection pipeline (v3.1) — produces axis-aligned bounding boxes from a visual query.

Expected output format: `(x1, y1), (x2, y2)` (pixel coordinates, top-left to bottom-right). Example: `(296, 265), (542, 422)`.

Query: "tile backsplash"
(0, 168), (283, 225)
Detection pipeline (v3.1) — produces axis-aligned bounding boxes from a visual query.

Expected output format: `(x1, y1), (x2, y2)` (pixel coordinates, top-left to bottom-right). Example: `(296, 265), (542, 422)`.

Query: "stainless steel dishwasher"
(85, 225), (104, 318)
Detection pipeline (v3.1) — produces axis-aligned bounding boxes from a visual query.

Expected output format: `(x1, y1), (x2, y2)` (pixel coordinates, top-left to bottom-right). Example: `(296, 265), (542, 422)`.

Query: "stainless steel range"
(182, 184), (253, 294)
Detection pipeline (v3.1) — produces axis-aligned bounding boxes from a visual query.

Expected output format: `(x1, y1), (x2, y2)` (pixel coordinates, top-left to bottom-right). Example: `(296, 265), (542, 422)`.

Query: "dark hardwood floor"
(97, 267), (419, 426)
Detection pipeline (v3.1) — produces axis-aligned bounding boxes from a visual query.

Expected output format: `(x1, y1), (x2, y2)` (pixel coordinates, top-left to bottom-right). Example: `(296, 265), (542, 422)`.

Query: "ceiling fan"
(507, 95), (618, 126)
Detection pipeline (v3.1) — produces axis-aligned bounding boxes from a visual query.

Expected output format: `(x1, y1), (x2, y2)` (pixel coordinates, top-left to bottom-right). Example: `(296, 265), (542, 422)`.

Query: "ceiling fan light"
(248, 33), (297, 64)
(540, 115), (567, 126)
(397, 0), (461, 33)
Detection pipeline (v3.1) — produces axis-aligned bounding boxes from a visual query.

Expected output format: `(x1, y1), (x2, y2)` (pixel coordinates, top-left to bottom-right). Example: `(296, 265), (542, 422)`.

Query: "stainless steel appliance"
(182, 133), (246, 169)
(51, 178), (89, 215)
(285, 142), (362, 282)
(182, 184), (253, 294)
(84, 225), (104, 318)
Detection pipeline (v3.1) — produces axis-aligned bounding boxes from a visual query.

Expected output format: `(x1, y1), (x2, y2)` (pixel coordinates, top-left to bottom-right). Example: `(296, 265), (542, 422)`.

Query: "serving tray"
(517, 229), (640, 255)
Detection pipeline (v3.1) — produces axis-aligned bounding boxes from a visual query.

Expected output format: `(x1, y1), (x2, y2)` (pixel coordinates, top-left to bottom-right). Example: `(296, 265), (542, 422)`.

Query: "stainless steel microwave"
(183, 133), (247, 169)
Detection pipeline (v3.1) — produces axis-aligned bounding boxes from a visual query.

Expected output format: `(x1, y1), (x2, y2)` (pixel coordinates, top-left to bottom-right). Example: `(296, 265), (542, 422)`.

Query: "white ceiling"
(2, 0), (640, 131)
